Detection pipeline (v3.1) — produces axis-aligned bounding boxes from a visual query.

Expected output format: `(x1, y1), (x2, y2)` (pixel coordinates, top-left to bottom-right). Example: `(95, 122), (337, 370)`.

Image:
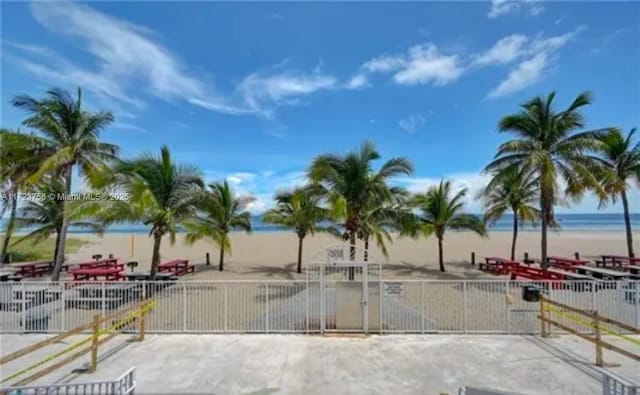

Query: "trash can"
(522, 285), (541, 302)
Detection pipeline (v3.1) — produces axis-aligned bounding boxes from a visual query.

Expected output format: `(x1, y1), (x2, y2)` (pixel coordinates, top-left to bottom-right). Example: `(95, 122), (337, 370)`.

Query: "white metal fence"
(2, 367), (136, 395)
(0, 280), (638, 334)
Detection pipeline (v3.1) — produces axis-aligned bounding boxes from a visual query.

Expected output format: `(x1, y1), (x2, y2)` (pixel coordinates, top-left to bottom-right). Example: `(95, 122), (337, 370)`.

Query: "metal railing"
(602, 370), (639, 395)
(0, 280), (638, 334)
(2, 367), (136, 395)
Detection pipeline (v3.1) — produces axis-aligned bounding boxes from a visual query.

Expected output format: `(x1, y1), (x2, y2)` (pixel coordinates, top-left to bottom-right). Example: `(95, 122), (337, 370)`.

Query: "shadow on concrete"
(243, 263), (301, 281)
(384, 260), (489, 280)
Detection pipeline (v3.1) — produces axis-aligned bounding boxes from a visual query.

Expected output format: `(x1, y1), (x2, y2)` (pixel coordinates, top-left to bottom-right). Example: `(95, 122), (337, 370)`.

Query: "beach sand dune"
(65, 231), (640, 280)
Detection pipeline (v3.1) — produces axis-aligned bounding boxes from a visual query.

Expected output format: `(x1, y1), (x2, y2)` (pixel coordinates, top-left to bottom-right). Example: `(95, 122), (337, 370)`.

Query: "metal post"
(635, 283), (640, 329)
(378, 276), (382, 335)
(362, 264), (368, 334)
(61, 284), (66, 332)
(305, 279), (309, 334)
(101, 282), (106, 317)
(21, 282), (26, 333)
(506, 282), (511, 334)
(539, 296), (547, 337)
(320, 266), (325, 334)
(206, 252), (210, 266)
(421, 282), (425, 334)
(265, 283), (270, 333)
(591, 282), (597, 335)
(471, 252), (475, 266)
(183, 282), (187, 332)
(574, 252), (580, 260)
(224, 284), (228, 332)
(463, 281), (468, 333)
(139, 305), (146, 341)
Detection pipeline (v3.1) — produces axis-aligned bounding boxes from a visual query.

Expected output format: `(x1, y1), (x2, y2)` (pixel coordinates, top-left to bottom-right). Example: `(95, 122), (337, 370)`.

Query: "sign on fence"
(384, 282), (405, 297)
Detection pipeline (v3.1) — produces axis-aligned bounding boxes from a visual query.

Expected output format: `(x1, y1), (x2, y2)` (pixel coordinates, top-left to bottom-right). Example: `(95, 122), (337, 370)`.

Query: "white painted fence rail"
(0, 280), (637, 334)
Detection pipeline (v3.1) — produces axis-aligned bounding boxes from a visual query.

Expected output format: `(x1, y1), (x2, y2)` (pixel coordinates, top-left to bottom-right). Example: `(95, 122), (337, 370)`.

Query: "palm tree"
(481, 166), (540, 261)
(0, 130), (52, 263)
(102, 146), (203, 278)
(357, 187), (412, 261)
(184, 181), (253, 271)
(308, 141), (414, 262)
(412, 180), (487, 272)
(12, 177), (104, 259)
(484, 91), (608, 268)
(595, 128), (640, 257)
(12, 88), (117, 279)
(262, 187), (331, 273)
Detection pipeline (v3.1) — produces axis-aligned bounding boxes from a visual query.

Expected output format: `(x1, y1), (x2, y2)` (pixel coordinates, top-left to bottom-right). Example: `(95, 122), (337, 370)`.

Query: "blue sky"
(1, 1), (639, 214)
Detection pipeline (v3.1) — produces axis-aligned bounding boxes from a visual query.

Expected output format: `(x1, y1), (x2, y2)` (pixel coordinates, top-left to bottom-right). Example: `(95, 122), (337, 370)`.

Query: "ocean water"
(2, 213), (638, 234)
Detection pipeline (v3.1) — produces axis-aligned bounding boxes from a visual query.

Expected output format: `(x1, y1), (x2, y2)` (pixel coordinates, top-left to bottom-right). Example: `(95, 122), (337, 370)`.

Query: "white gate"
(308, 245), (381, 334)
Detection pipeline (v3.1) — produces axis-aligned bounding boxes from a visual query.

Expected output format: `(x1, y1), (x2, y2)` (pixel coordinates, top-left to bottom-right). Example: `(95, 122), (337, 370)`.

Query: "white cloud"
(362, 55), (405, 73)
(238, 71), (337, 116)
(487, 27), (585, 98)
(393, 44), (464, 86)
(203, 170), (308, 214)
(488, 0), (544, 19)
(488, 52), (547, 98)
(472, 34), (529, 66)
(398, 111), (433, 134)
(111, 122), (147, 133)
(345, 74), (370, 90)
(16, 2), (249, 117)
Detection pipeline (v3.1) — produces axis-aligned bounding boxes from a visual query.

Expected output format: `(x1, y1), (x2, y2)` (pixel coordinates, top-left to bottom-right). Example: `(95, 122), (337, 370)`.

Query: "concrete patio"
(1, 334), (639, 394)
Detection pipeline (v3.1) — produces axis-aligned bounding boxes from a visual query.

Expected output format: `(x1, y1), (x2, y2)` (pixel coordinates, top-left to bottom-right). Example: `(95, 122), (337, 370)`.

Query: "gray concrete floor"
(1, 334), (639, 394)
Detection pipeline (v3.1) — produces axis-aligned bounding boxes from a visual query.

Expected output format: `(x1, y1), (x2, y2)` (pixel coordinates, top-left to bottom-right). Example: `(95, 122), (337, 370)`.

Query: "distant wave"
(3, 213), (639, 234)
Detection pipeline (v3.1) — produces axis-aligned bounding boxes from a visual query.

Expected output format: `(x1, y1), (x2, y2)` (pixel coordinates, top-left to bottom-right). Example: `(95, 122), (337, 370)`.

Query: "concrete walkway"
(1, 334), (639, 394)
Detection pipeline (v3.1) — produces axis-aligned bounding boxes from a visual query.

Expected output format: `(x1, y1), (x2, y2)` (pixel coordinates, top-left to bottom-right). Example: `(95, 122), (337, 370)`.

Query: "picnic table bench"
(124, 272), (177, 281)
(596, 255), (638, 268)
(575, 265), (632, 280)
(70, 267), (124, 281)
(546, 256), (589, 271)
(479, 257), (519, 274)
(12, 261), (54, 277)
(78, 258), (121, 269)
(158, 259), (194, 276)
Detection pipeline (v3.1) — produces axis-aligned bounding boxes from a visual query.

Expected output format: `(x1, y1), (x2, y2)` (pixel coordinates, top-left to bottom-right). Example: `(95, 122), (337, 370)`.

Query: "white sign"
(384, 282), (405, 297)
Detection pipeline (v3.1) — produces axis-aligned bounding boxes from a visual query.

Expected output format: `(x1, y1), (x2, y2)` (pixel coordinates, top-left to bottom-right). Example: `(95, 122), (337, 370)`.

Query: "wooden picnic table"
(547, 256), (589, 267)
(575, 265), (631, 280)
(70, 267), (124, 281)
(479, 257), (519, 274)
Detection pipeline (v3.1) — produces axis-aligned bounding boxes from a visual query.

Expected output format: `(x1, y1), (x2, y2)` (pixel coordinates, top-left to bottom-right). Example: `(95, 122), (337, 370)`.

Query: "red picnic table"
(479, 257), (519, 274)
(158, 259), (194, 276)
(598, 255), (639, 268)
(70, 267), (124, 281)
(78, 258), (121, 269)
(12, 261), (54, 277)
(546, 256), (589, 271)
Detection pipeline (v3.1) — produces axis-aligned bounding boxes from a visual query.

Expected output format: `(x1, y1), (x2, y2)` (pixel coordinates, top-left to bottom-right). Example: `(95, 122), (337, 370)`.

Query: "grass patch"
(0, 236), (87, 262)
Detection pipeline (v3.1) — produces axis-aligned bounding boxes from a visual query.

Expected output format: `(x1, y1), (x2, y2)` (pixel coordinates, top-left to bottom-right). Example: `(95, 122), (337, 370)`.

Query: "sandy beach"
(64, 231), (640, 280)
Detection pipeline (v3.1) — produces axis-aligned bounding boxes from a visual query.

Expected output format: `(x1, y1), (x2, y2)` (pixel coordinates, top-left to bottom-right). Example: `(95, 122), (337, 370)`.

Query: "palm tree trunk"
(53, 229), (62, 266)
(0, 186), (18, 264)
(540, 190), (551, 270)
(150, 231), (162, 279)
(438, 236), (445, 272)
(219, 244), (225, 271)
(51, 166), (73, 280)
(364, 237), (369, 262)
(621, 190), (635, 258)
(510, 211), (518, 261)
(296, 235), (304, 274)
